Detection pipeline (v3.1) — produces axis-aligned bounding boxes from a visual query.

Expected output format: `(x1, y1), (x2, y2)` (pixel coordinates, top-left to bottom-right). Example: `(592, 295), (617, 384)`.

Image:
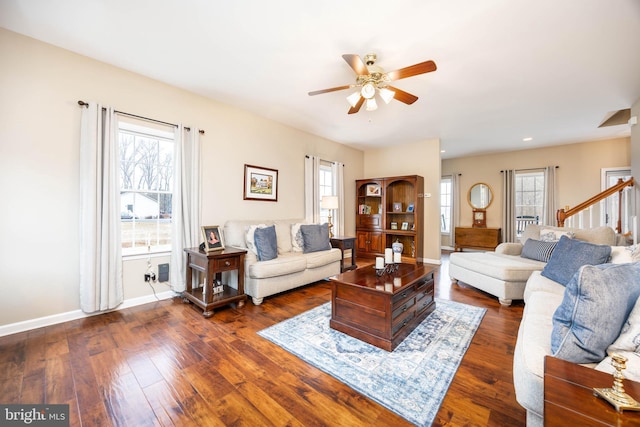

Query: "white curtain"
(543, 166), (558, 226)
(450, 173), (461, 247)
(332, 161), (345, 235)
(502, 169), (517, 243)
(304, 155), (320, 223)
(79, 103), (123, 313)
(170, 126), (201, 292)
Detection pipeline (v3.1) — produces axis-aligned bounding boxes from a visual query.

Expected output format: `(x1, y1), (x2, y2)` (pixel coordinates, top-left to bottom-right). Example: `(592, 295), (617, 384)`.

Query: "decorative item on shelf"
(393, 202), (402, 212)
(407, 203), (414, 212)
(594, 353), (640, 412)
(366, 184), (381, 196)
(392, 239), (404, 255)
(391, 222), (398, 230)
(321, 195), (339, 237)
(401, 222), (409, 230)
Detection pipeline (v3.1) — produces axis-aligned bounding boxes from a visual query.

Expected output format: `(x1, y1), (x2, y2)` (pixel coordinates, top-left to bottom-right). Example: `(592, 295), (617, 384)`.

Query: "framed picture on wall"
(243, 164), (278, 202)
(201, 225), (225, 252)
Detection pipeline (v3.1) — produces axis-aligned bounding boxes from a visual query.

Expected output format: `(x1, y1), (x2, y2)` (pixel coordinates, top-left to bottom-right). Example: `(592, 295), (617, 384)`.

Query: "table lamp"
(321, 195), (339, 238)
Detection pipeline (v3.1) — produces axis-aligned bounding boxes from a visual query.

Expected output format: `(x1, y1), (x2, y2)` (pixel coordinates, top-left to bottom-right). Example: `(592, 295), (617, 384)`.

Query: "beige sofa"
(514, 256), (640, 426)
(449, 225), (617, 305)
(223, 219), (341, 305)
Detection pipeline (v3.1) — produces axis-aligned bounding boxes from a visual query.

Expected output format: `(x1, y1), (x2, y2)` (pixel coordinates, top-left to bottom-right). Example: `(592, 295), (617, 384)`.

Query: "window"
(319, 161), (333, 224)
(119, 119), (175, 256)
(515, 170), (544, 235)
(440, 177), (452, 233)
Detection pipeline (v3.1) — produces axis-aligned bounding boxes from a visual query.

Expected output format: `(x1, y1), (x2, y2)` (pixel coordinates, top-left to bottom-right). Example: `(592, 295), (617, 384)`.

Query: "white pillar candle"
(375, 256), (385, 269)
(385, 248), (393, 264)
(393, 252), (402, 263)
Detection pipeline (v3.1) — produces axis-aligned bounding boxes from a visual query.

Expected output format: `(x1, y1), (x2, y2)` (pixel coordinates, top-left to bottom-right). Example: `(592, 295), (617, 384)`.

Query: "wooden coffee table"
(329, 263), (436, 351)
(544, 356), (640, 426)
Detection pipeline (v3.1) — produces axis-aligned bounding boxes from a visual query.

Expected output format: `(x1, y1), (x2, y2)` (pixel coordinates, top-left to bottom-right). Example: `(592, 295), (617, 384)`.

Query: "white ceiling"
(1, 0), (639, 158)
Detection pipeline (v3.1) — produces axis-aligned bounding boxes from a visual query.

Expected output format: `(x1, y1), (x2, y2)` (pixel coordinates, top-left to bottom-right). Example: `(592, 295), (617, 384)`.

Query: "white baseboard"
(0, 290), (177, 337)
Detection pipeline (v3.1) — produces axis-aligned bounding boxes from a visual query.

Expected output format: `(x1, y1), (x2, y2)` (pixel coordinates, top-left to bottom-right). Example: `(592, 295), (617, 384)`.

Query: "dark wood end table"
(330, 236), (357, 272)
(544, 356), (640, 426)
(182, 246), (247, 317)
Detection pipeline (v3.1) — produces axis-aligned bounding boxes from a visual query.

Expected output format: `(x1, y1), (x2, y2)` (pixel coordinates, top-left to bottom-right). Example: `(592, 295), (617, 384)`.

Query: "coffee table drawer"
(392, 296), (416, 320)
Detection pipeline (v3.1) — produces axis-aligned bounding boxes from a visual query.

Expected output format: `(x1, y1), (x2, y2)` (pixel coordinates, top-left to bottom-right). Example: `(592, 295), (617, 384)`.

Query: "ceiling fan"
(308, 53), (437, 114)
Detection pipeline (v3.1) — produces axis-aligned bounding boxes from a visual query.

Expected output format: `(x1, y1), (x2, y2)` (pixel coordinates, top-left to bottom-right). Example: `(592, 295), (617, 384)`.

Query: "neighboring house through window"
(119, 119), (175, 256)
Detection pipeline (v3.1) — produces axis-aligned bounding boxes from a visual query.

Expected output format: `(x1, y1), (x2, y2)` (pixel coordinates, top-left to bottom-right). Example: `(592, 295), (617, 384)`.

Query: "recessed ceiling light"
(523, 137), (533, 142)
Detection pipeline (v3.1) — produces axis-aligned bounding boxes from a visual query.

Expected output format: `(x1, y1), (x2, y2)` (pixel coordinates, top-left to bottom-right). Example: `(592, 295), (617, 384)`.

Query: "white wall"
(0, 29), (364, 327)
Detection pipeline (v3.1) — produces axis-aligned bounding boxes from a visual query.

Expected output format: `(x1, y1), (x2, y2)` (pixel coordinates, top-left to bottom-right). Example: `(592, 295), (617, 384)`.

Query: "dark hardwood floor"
(0, 253), (526, 426)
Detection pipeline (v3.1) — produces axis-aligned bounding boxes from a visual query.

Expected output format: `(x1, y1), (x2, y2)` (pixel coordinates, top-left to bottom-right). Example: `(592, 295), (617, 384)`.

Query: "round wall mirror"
(468, 183), (493, 209)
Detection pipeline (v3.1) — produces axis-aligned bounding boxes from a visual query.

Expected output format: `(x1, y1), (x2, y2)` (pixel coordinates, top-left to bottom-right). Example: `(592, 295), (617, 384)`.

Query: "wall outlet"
(144, 272), (156, 282)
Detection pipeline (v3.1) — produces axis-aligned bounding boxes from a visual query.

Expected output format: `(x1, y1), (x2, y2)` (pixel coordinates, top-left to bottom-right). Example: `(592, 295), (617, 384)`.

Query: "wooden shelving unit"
(355, 175), (424, 262)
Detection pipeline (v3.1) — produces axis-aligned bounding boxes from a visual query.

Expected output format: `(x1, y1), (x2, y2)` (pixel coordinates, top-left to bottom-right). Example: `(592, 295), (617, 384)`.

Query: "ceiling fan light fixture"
(361, 82), (376, 99)
(346, 91), (361, 108)
(379, 87), (395, 104)
(365, 97), (378, 111)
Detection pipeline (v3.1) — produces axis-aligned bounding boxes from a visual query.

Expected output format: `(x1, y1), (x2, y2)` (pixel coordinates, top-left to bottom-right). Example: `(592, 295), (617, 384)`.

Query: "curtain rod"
(500, 166), (559, 173)
(77, 100), (205, 134)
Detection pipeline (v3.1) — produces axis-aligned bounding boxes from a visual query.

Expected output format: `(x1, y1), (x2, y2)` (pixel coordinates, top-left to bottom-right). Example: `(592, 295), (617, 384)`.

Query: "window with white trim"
(319, 161), (333, 224)
(118, 119), (175, 256)
(440, 177), (452, 233)
(515, 170), (544, 235)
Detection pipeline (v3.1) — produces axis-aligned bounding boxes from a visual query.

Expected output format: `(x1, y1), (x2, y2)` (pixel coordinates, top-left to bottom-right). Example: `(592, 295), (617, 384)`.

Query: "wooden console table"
(454, 227), (501, 251)
(182, 247), (247, 317)
(544, 356), (640, 426)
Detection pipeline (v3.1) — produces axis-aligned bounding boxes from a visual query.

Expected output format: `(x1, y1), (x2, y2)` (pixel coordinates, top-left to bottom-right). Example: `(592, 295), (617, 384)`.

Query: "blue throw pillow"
(540, 235), (611, 285)
(551, 262), (640, 363)
(253, 225), (278, 261)
(300, 224), (331, 253)
(520, 239), (557, 262)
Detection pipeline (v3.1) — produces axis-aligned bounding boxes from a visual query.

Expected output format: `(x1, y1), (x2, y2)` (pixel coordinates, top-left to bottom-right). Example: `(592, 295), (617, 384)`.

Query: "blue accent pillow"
(300, 224), (331, 253)
(540, 235), (611, 285)
(520, 239), (557, 262)
(551, 262), (640, 363)
(253, 225), (278, 261)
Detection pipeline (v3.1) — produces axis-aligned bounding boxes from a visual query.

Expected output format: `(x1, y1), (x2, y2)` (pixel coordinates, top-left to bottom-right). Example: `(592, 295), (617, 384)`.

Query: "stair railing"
(556, 177), (634, 233)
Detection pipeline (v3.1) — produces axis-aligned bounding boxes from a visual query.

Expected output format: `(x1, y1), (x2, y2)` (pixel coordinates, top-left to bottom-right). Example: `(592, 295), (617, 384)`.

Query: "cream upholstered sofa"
(223, 219), (341, 305)
(514, 241), (640, 426)
(449, 225), (618, 305)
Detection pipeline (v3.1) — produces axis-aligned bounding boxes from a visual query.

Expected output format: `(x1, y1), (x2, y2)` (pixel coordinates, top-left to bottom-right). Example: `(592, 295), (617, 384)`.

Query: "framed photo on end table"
(201, 225), (225, 252)
(244, 164), (278, 202)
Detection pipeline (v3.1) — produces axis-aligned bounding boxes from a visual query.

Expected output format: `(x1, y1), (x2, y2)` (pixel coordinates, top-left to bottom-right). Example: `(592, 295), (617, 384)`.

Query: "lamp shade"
(320, 195), (339, 210)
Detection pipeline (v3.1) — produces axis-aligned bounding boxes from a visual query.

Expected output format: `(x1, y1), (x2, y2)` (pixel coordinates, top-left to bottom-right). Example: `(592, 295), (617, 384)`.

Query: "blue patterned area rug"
(258, 299), (486, 427)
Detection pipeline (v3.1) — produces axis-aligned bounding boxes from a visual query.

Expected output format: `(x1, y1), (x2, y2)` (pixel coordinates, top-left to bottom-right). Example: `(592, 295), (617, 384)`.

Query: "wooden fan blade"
(386, 60), (437, 81)
(342, 54), (370, 76)
(387, 86), (419, 105)
(309, 85), (354, 96)
(348, 96), (365, 114)
(308, 85), (353, 96)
